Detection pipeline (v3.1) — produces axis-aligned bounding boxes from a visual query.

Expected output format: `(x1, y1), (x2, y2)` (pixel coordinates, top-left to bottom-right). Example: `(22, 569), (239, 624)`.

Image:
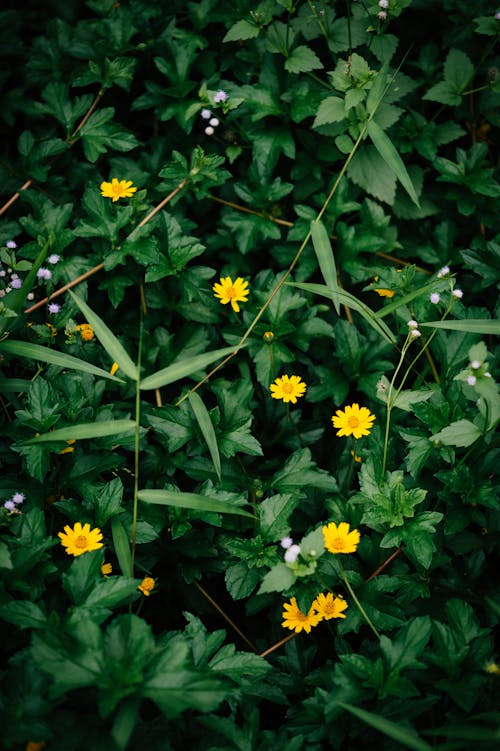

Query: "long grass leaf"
(374, 280), (439, 319)
(419, 319), (500, 335)
(289, 282), (396, 343)
(367, 120), (420, 207)
(25, 419), (136, 443)
(336, 702), (432, 751)
(111, 517), (132, 576)
(140, 345), (238, 390)
(69, 291), (138, 380)
(138, 489), (255, 518)
(0, 377), (31, 392)
(188, 392), (222, 481)
(0, 340), (125, 382)
(310, 219), (340, 315)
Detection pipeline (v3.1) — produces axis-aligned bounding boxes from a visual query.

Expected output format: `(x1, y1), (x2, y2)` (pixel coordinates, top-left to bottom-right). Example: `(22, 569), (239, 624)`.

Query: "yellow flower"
(281, 596), (322, 634)
(59, 438), (76, 455)
(373, 288), (395, 298)
(101, 562), (113, 576)
(332, 403), (375, 439)
(312, 592), (348, 620)
(100, 178), (137, 202)
(58, 522), (103, 557)
(25, 743), (46, 751)
(485, 662), (500, 675)
(110, 361), (119, 376)
(323, 521), (360, 555)
(138, 577), (155, 596)
(270, 374), (307, 404)
(76, 323), (94, 342)
(212, 276), (249, 312)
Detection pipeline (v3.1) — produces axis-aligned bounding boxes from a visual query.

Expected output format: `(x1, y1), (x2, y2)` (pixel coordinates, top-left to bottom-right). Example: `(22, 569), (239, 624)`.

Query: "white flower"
(470, 360), (481, 370)
(209, 117), (220, 127)
(200, 108), (212, 119)
(379, 0), (388, 6)
(48, 302), (60, 314)
(214, 89), (228, 103)
(12, 492), (25, 505)
(37, 267), (52, 280)
(3, 500), (16, 511)
(48, 254), (60, 264)
(284, 544), (301, 564)
(467, 375), (477, 386)
(6, 240), (17, 249)
(410, 329), (422, 338)
(429, 293), (440, 304)
(407, 319), (419, 330)
(204, 126), (214, 136)
(27, 292), (34, 300)
(11, 278), (22, 289)
(437, 265), (450, 278)
(378, 10), (387, 19)
(452, 288), (463, 299)
(280, 536), (293, 549)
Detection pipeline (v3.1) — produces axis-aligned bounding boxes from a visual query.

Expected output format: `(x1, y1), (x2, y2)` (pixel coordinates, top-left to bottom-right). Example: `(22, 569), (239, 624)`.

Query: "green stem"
(130, 310), (143, 576)
(339, 559), (380, 640)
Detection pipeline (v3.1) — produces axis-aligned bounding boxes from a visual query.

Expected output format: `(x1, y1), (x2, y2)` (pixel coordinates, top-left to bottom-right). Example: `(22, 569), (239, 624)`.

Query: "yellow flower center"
(112, 184), (124, 197)
(74, 535), (89, 549)
(281, 382), (294, 394)
(330, 536), (345, 552)
(347, 416), (360, 428)
(296, 610), (308, 622)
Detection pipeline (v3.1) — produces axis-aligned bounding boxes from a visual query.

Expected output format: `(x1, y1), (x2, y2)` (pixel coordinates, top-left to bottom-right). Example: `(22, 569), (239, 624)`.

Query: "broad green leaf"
(25, 419), (135, 443)
(0, 377), (31, 392)
(111, 517), (132, 577)
(223, 18), (260, 42)
(444, 49), (474, 92)
(431, 419), (482, 448)
(189, 392), (221, 481)
(0, 601), (47, 629)
(84, 577), (140, 608)
(140, 345), (239, 390)
(69, 291), (138, 380)
(285, 46), (323, 74)
(310, 219), (340, 315)
(366, 61), (390, 115)
(313, 96), (345, 127)
(367, 120), (420, 207)
(420, 319), (500, 335)
(0, 340), (124, 382)
(336, 702), (432, 751)
(138, 489), (254, 518)
(258, 562), (296, 594)
(288, 282), (396, 344)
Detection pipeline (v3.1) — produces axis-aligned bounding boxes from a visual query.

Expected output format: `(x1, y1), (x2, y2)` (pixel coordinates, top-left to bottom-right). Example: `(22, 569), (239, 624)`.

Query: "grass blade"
(0, 340), (125, 382)
(138, 489), (255, 518)
(140, 345), (238, 390)
(25, 419), (136, 443)
(336, 702), (432, 751)
(419, 319), (500, 335)
(367, 120), (420, 207)
(310, 219), (340, 315)
(69, 290), (138, 380)
(188, 392), (221, 481)
(111, 517), (132, 576)
(0, 377), (31, 392)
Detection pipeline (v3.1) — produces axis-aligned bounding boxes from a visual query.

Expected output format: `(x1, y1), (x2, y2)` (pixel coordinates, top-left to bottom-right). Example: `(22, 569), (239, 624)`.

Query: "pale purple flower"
(430, 292), (440, 304)
(467, 375), (477, 386)
(11, 278), (22, 289)
(410, 329), (422, 338)
(27, 292), (34, 300)
(378, 10), (387, 20)
(214, 89), (228, 103)
(452, 288), (463, 299)
(379, 0), (388, 7)
(48, 254), (60, 264)
(37, 267), (52, 281)
(0, 270), (6, 278)
(209, 117), (220, 127)
(201, 108), (212, 119)
(407, 319), (419, 330)
(470, 360), (481, 370)
(284, 544), (301, 564)
(48, 302), (60, 314)
(6, 240), (17, 249)
(280, 536), (293, 549)
(205, 126), (215, 136)
(12, 492), (25, 505)
(437, 265), (450, 278)
(4, 500), (16, 511)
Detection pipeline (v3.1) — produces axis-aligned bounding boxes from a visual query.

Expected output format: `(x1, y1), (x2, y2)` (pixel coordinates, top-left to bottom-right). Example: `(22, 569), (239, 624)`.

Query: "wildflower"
(48, 254), (60, 264)
(138, 577), (155, 596)
(282, 596), (322, 634)
(100, 178), (137, 202)
(6, 240), (17, 249)
(471, 360), (481, 370)
(323, 521), (360, 554)
(0, 270), (5, 277)
(4, 500), (16, 511)
(25, 743), (46, 751)
(201, 108), (212, 119)
(209, 117), (220, 127)
(437, 265), (450, 278)
(452, 288), (463, 299)
(11, 277), (22, 289)
(27, 292), (34, 300)
(467, 375), (477, 386)
(379, 0), (388, 6)
(205, 126), (215, 136)
(12, 492), (25, 505)
(410, 329), (422, 338)
(110, 361), (119, 376)
(58, 522), (104, 557)
(270, 375), (307, 404)
(378, 10), (387, 20)
(429, 292), (440, 304)
(37, 268), (52, 281)
(59, 439), (76, 454)
(332, 403), (375, 439)
(407, 319), (419, 330)
(214, 89), (228, 103)
(284, 544), (301, 564)
(312, 592), (348, 620)
(485, 662), (500, 675)
(350, 449), (362, 463)
(48, 302), (60, 314)
(280, 536), (293, 549)
(263, 331), (274, 343)
(213, 276), (249, 312)
(101, 562), (113, 576)
(373, 288), (394, 298)
(76, 323), (95, 342)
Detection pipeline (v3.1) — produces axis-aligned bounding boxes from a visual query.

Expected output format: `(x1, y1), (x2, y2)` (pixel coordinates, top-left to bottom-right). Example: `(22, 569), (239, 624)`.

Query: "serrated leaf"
(444, 49), (474, 92)
(431, 419), (482, 448)
(0, 601), (47, 629)
(259, 494), (296, 542)
(223, 18), (260, 42)
(258, 562), (296, 594)
(313, 96), (345, 127)
(285, 46), (323, 74)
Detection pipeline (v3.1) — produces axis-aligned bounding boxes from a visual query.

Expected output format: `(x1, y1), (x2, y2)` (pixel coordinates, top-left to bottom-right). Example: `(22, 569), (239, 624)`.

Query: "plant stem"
(339, 559), (380, 640)
(130, 310), (143, 576)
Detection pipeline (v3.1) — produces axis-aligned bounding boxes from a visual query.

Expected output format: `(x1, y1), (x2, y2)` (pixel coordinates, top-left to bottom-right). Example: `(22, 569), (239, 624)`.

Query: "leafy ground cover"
(0, 1), (499, 749)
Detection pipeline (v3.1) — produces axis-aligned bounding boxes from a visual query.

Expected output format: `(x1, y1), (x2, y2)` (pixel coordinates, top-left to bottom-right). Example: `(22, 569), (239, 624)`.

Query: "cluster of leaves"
(0, 0), (499, 749)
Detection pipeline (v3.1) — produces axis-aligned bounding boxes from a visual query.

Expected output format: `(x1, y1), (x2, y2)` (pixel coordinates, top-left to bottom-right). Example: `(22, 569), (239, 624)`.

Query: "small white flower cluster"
(3, 492), (25, 513)
(281, 536), (301, 564)
(201, 108), (221, 136)
(432, 266), (463, 304)
(467, 358), (491, 387)
(407, 319), (421, 339)
(378, 0), (388, 20)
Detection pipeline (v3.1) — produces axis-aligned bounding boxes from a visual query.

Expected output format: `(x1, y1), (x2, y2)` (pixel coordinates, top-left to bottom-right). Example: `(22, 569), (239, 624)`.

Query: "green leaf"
(189, 392), (221, 481)
(313, 96), (345, 127)
(141, 345), (239, 390)
(367, 120), (420, 207)
(0, 340), (124, 382)
(259, 494), (296, 542)
(347, 144), (397, 205)
(69, 291), (138, 380)
(419, 319), (500, 335)
(336, 702), (432, 751)
(258, 562), (296, 594)
(285, 46), (323, 74)
(310, 219), (340, 315)
(78, 107), (138, 162)
(25, 419), (135, 444)
(423, 80), (462, 106)
(138, 489), (254, 518)
(84, 577), (140, 609)
(111, 516), (132, 577)
(444, 49), (474, 92)
(223, 18), (260, 42)
(0, 601), (47, 629)
(431, 419), (482, 448)
(225, 562), (260, 600)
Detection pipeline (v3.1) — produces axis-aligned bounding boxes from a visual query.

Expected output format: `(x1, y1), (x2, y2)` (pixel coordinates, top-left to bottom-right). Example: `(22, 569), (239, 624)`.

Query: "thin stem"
(135, 178), (187, 229)
(366, 546), (404, 581)
(0, 179), (32, 217)
(209, 194), (293, 227)
(70, 88), (105, 138)
(24, 262), (104, 314)
(130, 311), (143, 576)
(194, 581), (258, 652)
(339, 559), (380, 640)
(260, 633), (296, 658)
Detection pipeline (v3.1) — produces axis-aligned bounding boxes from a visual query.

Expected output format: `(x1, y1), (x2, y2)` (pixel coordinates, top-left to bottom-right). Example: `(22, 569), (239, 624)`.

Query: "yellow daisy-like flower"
(212, 276), (249, 312)
(58, 522), (103, 557)
(312, 592), (348, 620)
(101, 562), (113, 576)
(138, 577), (155, 596)
(373, 288), (395, 298)
(100, 178), (137, 202)
(270, 374), (307, 404)
(76, 323), (94, 342)
(332, 403), (375, 439)
(282, 596), (322, 634)
(323, 521), (360, 555)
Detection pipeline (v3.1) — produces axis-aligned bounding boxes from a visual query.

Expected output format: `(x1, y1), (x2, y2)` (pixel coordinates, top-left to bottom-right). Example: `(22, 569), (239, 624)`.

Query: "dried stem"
(260, 633), (296, 658)
(209, 194), (294, 227)
(24, 262), (105, 314)
(193, 581), (258, 652)
(0, 179), (33, 218)
(366, 545), (404, 581)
